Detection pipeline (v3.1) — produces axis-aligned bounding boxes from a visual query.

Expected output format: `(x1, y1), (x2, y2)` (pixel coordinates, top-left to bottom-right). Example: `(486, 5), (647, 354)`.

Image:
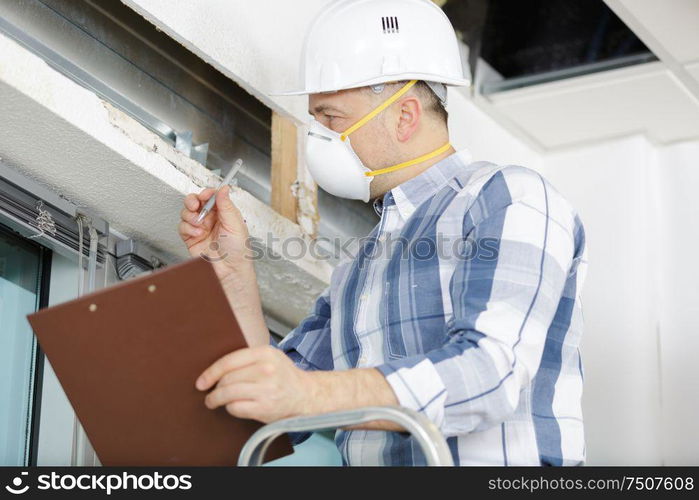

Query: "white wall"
(540, 136), (663, 464)
(654, 141), (699, 465)
(449, 89), (542, 170)
(540, 135), (699, 465)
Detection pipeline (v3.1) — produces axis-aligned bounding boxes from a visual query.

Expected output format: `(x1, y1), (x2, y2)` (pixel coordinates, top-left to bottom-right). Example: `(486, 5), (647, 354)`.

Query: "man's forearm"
(304, 367), (403, 431)
(220, 262), (270, 347)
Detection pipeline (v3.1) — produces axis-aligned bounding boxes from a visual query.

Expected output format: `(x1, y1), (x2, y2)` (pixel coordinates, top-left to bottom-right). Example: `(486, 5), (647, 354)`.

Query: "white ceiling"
(488, 62), (699, 149)
(613, 0), (699, 65)
(482, 0), (699, 150)
(689, 63), (699, 85)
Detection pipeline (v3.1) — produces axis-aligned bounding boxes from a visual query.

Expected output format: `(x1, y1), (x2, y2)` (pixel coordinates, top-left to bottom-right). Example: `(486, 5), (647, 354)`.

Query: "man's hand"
(178, 185), (251, 281)
(196, 345), (403, 430)
(195, 345), (314, 423)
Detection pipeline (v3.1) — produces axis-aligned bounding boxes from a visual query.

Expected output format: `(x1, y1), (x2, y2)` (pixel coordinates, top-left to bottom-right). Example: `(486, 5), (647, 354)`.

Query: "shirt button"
(358, 356), (367, 365)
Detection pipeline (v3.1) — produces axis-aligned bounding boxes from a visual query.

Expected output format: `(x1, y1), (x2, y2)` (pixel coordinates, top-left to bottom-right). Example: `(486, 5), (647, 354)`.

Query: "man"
(178, 0), (587, 466)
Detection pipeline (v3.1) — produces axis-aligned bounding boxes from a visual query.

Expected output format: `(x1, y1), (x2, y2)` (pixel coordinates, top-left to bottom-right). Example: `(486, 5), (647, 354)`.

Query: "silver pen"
(195, 159), (244, 224)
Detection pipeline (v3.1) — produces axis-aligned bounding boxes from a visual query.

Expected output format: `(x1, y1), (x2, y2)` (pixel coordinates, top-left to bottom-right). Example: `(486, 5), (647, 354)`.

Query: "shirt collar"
(374, 148), (472, 220)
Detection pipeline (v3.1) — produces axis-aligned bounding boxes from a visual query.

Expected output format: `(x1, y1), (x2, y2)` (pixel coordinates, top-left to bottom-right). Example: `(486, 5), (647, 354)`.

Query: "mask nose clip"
(308, 130), (332, 142)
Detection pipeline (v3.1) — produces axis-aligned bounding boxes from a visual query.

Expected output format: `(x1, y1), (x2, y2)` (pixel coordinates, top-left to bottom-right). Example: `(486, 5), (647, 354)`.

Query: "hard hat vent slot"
(381, 16), (399, 34)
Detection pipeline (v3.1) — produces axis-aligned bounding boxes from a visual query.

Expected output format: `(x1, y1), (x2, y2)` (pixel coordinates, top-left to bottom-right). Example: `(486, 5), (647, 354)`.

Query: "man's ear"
(395, 96), (422, 143)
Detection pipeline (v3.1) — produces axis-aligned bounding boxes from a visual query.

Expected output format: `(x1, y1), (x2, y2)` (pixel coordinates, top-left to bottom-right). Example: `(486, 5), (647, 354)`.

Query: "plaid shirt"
(274, 149), (588, 466)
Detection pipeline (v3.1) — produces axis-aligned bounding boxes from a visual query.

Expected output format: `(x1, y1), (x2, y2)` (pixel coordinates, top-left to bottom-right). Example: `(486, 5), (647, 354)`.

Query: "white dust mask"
(304, 80), (452, 203)
(305, 119), (373, 202)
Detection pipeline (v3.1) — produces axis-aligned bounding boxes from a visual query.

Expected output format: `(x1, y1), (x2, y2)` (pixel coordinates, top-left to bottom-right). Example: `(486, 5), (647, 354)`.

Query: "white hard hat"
(271, 0), (470, 96)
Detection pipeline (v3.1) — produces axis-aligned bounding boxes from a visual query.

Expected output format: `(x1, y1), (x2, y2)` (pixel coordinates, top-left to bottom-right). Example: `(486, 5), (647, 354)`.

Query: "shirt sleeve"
(270, 286), (333, 445)
(375, 166), (582, 437)
(273, 286), (333, 371)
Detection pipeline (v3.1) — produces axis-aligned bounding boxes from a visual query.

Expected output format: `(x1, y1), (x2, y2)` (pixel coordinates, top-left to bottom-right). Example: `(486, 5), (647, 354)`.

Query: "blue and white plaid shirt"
(274, 149), (588, 466)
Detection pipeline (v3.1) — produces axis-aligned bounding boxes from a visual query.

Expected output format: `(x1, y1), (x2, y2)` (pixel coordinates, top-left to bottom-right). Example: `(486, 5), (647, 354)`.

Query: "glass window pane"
(0, 225), (42, 465)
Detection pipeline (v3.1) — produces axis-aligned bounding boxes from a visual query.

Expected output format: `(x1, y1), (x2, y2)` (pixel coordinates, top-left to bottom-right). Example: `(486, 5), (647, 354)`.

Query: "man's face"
(308, 87), (398, 197)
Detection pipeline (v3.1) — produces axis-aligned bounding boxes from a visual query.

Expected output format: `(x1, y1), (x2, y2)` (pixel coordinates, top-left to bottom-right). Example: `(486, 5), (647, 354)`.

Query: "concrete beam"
(120, 0), (330, 125)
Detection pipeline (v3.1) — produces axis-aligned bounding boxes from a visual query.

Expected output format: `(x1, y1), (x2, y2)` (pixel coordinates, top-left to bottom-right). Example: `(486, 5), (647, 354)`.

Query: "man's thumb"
(215, 185), (242, 228)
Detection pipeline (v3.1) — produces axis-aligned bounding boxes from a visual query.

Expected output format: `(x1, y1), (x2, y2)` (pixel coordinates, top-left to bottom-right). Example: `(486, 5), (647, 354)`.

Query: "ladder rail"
(238, 406), (454, 466)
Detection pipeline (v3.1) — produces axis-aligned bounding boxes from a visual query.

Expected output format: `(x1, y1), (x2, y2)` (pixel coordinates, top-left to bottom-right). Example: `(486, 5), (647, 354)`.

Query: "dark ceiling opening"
(442, 0), (657, 87)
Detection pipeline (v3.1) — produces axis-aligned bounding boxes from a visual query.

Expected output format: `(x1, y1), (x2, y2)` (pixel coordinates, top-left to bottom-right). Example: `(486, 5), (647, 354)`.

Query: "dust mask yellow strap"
(340, 80), (418, 141)
(365, 141), (452, 177)
(339, 79), (452, 178)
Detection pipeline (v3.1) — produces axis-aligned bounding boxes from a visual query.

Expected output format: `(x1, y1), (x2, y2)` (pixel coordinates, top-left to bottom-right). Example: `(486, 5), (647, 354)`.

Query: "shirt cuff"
(375, 356), (447, 430)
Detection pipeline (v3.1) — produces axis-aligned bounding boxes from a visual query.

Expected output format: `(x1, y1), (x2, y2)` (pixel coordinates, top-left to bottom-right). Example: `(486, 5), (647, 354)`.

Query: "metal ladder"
(238, 406), (454, 466)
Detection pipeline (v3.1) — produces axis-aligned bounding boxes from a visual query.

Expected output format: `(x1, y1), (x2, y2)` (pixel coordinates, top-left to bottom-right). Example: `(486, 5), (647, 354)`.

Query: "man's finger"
(197, 207), (217, 229)
(180, 207), (199, 224)
(196, 347), (263, 390)
(178, 221), (204, 240)
(197, 188), (217, 201)
(180, 205), (216, 229)
(184, 193), (200, 211)
(217, 363), (269, 387)
(214, 185), (245, 230)
(204, 382), (259, 410)
(225, 400), (259, 420)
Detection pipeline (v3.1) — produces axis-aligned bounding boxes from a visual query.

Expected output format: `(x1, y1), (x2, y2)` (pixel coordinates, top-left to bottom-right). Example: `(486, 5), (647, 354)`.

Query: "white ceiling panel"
(488, 62), (699, 149)
(610, 0), (699, 64)
(688, 62), (699, 85)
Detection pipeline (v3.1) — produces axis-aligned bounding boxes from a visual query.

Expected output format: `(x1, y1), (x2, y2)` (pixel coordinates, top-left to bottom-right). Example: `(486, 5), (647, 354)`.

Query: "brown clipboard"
(26, 256), (292, 466)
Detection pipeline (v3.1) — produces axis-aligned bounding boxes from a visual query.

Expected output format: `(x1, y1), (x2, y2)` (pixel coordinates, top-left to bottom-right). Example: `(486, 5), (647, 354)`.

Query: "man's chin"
(368, 183), (389, 202)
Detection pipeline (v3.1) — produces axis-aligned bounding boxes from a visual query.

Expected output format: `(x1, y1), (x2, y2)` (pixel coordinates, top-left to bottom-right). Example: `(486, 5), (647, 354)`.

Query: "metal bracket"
(174, 130), (209, 166)
(74, 207), (109, 237)
(115, 238), (164, 280)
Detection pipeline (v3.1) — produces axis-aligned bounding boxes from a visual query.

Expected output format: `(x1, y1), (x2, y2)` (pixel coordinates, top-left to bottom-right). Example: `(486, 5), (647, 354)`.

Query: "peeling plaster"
(102, 101), (214, 189)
